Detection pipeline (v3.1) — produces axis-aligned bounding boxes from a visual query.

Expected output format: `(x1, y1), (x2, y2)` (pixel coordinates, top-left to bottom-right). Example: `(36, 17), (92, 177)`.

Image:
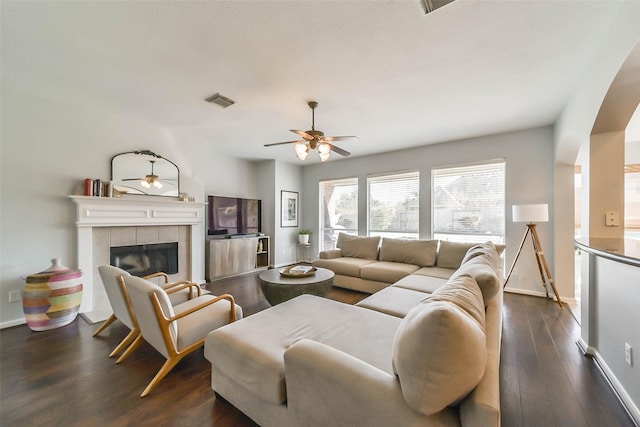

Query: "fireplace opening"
(110, 242), (178, 276)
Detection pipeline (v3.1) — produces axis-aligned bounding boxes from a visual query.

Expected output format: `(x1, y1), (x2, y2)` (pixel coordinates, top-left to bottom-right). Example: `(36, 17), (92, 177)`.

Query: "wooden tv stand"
(205, 235), (270, 281)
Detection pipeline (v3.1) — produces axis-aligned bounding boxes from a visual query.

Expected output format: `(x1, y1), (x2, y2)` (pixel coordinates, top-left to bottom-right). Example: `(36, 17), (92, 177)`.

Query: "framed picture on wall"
(281, 190), (299, 227)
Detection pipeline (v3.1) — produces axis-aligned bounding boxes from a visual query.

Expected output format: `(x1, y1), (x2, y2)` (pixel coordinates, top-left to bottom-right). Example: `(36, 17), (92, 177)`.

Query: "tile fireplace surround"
(69, 196), (206, 317)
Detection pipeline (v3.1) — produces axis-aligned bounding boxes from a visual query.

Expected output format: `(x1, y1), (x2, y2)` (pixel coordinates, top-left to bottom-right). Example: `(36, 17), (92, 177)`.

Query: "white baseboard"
(504, 287), (547, 297)
(577, 339), (640, 426)
(0, 317), (26, 330)
(503, 287), (576, 306)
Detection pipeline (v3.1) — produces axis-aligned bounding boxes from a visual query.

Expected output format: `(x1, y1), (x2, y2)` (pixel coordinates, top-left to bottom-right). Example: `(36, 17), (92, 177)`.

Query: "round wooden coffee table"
(259, 267), (334, 305)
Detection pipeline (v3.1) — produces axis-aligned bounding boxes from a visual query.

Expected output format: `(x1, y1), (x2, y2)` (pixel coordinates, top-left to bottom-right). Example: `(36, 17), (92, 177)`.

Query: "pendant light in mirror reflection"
(111, 150), (179, 197)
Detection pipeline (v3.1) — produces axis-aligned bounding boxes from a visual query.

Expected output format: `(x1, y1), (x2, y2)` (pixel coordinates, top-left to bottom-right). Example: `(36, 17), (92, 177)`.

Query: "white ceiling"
(1, 1), (637, 164)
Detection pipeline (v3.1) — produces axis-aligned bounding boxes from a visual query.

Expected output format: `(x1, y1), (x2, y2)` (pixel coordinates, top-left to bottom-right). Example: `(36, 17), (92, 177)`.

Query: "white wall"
(252, 159), (303, 268)
(203, 143), (261, 199)
(555, 3), (640, 420)
(0, 88), (248, 328)
(587, 255), (640, 421)
(274, 161), (303, 267)
(301, 126), (558, 298)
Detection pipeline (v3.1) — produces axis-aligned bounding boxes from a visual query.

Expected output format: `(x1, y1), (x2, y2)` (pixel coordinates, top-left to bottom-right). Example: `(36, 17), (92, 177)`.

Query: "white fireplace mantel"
(69, 196), (206, 313)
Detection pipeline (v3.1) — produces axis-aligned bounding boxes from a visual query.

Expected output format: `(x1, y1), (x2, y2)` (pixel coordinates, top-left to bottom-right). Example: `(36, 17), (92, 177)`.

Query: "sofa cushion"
(436, 241), (477, 269)
(378, 238), (438, 267)
(360, 261), (419, 284)
(429, 274), (485, 326)
(312, 257), (377, 277)
(337, 233), (381, 260)
(205, 295), (401, 405)
(392, 274), (448, 294)
(392, 298), (487, 416)
(356, 286), (429, 318)
(335, 232), (355, 248)
(412, 266), (456, 279)
(452, 255), (501, 306)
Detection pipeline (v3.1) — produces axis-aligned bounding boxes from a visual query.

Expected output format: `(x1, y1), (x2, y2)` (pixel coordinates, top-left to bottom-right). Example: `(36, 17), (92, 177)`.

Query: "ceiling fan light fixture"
(264, 101), (355, 161)
(318, 142), (331, 155)
(153, 180), (163, 189)
(295, 142), (309, 160)
(140, 179), (151, 189)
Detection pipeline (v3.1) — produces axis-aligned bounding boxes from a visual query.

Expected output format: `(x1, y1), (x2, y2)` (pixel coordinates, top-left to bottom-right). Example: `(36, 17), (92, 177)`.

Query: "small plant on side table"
(298, 229), (311, 245)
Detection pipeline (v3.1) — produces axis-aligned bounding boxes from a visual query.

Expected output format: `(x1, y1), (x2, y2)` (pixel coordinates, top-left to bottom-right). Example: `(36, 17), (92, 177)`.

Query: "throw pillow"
(453, 256), (501, 306)
(392, 300), (487, 415)
(429, 273), (485, 326)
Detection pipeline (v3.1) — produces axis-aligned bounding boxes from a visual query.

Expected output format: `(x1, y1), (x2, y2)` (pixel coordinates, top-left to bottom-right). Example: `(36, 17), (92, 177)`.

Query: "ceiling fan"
(264, 101), (358, 161)
(122, 160), (173, 189)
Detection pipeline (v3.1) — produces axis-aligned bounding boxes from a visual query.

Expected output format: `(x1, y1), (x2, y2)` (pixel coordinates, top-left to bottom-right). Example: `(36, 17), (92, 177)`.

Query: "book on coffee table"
(288, 265), (313, 274)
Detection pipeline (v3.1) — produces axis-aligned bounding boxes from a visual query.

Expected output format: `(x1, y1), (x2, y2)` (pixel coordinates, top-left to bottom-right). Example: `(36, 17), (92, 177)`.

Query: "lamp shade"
(294, 142), (309, 160)
(512, 204), (548, 223)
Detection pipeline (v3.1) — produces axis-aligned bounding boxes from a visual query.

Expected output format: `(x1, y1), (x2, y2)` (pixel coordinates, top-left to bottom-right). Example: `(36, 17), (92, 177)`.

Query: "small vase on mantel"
(23, 258), (83, 331)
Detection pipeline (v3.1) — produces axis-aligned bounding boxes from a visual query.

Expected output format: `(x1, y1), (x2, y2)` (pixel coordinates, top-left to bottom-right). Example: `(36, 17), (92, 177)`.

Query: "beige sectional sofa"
(204, 239), (504, 427)
(313, 233), (486, 294)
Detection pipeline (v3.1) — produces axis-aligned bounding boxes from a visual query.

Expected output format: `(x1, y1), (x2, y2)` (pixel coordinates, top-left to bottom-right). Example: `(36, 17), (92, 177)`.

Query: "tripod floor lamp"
(504, 203), (563, 308)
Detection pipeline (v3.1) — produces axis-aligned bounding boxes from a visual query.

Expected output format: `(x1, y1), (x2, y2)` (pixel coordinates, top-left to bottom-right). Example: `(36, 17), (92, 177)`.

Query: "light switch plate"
(605, 211), (620, 227)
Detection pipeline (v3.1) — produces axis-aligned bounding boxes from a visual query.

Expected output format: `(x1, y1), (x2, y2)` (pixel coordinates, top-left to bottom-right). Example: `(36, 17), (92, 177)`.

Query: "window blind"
(432, 160), (505, 243)
(367, 171), (419, 239)
(319, 178), (358, 251)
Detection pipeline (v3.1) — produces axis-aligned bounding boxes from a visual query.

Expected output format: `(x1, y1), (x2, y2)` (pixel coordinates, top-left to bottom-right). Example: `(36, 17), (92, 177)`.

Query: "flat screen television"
(207, 195), (261, 236)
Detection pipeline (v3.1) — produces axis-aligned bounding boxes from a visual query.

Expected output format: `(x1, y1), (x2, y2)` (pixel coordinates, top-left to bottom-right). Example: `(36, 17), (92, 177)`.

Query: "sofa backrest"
(454, 242), (504, 306)
(379, 238), (438, 267)
(436, 241), (478, 269)
(336, 233), (380, 260)
(392, 274), (487, 416)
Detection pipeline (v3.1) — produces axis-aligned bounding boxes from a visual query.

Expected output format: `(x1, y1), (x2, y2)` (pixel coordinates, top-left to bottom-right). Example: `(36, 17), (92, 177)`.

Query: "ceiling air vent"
(205, 93), (235, 108)
(422, 0), (455, 14)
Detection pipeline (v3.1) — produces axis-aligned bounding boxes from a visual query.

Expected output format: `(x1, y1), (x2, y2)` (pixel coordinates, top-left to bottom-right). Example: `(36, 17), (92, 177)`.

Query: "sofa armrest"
(284, 339), (458, 427)
(318, 249), (342, 259)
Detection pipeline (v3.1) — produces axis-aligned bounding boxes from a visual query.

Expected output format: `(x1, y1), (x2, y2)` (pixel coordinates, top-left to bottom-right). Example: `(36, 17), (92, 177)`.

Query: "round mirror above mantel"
(111, 150), (180, 197)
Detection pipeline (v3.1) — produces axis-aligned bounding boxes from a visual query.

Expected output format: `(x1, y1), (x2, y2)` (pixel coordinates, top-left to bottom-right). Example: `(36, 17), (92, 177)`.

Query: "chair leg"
(140, 355), (183, 398)
(116, 334), (144, 364)
(109, 328), (140, 358)
(92, 314), (117, 337)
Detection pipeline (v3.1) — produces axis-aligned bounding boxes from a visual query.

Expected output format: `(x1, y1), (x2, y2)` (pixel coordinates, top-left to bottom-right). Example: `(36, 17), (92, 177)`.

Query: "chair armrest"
(143, 272), (169, 283)
(319, 249), (342, 259)
(167, 294), (238, 324)
(284, 339), (455, 426)
(163, 281), (202, 298)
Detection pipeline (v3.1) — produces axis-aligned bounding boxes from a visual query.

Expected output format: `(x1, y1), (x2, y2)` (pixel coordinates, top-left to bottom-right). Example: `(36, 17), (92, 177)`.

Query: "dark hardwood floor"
(0, 272), (635, 426)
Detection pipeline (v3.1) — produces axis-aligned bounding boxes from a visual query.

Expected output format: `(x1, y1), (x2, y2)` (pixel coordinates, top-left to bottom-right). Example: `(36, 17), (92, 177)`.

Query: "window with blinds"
(319, 178), (358, 251)
(367, 171), (419, 239)
(432, 160), (505, 244)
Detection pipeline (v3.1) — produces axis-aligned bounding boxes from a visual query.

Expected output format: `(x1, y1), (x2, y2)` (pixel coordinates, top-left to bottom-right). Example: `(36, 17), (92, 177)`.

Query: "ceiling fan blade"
(291, 130), (313, 140)
(264, 140), (304, 147)
(323, 136), (359, 142)
(329, 144), (351, 157)
(122, 178), (145, 181)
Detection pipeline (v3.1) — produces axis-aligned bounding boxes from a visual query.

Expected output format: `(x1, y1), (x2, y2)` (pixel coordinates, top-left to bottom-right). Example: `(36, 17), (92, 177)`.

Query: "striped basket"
(23, 259), (83, 331)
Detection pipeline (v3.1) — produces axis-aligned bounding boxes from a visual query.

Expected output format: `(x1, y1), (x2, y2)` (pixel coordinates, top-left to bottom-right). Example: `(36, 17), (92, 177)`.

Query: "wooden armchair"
(93, 265), (201, 363)
(122, 274), (242, 397)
